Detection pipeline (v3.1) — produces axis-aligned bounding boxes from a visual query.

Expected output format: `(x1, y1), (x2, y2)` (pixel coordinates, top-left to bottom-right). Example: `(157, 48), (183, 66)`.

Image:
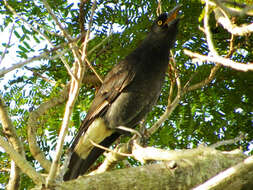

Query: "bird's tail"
(63, 132), (120, 181)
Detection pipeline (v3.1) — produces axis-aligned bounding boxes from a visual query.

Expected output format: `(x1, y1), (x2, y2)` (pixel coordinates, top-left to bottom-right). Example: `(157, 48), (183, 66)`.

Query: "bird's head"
(151, 4), (182, 39)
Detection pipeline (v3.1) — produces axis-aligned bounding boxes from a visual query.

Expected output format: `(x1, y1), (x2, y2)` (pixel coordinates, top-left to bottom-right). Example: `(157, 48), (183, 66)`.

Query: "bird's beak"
(164, 4), (182, 26)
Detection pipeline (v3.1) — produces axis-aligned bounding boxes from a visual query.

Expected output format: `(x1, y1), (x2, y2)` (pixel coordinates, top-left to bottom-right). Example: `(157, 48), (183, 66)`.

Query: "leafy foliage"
(0, 0), (252, 188)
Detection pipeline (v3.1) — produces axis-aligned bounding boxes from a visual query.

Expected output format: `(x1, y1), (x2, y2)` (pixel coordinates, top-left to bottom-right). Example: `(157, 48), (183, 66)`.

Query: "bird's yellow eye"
(157, 20), (163, 26)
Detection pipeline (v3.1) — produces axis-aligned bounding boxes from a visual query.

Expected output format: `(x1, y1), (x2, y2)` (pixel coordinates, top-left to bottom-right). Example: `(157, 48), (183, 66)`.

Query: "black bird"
(64, 5), (181, 181)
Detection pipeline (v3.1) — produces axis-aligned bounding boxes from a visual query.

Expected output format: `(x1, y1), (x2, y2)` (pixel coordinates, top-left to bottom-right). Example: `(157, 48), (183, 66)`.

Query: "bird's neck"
(143, 33), (170, 53)
(131, 34), (170, 66)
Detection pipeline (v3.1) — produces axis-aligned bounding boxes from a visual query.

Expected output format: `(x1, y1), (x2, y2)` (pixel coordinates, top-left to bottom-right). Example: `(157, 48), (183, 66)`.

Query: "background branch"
(214, 7), (253, 35)
(0, 136), (44, 186)
(0, 96), (25, 190)
(27, 85), (70, 172)
(46, 0), (97, 186)
(184, 50), (253, 72)
(0, 23), (14, 65)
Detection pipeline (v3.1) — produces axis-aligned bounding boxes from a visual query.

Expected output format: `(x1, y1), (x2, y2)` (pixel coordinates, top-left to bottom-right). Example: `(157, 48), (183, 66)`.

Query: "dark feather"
(64, 6), (181, 181)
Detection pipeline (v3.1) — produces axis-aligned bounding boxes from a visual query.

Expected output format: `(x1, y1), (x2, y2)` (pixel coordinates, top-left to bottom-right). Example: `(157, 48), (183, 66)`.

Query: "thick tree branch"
(0, 136), (44, 186)
(40, 147), (249, 190)
(0, 96), (25, 190)
(194, 155), (253, 189)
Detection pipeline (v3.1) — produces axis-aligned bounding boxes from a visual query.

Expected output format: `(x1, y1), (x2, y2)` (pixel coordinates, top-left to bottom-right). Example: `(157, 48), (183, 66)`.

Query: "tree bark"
(31, 147), (253, 190)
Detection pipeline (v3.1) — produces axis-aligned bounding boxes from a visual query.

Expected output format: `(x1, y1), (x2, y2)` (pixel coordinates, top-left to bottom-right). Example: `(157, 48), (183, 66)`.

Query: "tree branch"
(41, 0), (72, 41)
(45, 0), (96, 185)
(3, 0), (78, 80)
(41, 146), (249, 190)
(214, 7), (253, 36)
(27, 85), (70, 172)
(184, 49), (253, 72)
(0, 44), (72, 77)
(211, 0), (253, 16)
(0, 136), (44, 186)
(79, 0), (88, 35)
(194, 154), (253, 189)
(84, 57), (103, 83)
(205, 0), (219, 56)
(210, 133), (246, 148)
(0, 96), (25, 190)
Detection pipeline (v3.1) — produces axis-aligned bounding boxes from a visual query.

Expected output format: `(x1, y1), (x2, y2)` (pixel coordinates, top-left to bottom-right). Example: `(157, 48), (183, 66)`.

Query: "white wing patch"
(74, 117), (114, 159)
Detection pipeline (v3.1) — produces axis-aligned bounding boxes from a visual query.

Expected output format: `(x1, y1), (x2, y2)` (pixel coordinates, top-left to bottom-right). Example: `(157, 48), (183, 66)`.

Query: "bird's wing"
(71, 59), (136, 149)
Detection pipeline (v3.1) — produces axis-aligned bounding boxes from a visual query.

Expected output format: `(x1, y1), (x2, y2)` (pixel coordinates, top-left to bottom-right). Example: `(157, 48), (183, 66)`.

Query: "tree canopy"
(0, 0), (252, 189)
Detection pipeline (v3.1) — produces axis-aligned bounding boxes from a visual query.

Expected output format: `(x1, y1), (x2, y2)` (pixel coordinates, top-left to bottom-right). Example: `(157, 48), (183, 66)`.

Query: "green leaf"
(14, 30), (21, 38)
(18, 45), (28, 52)
(23, 41), (31, 50)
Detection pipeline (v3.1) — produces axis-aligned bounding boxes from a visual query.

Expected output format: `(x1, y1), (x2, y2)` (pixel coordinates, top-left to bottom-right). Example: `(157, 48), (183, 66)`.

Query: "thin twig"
(0, 23), (14, 65)
(41, 0), (72, 41)
(88, 143), (130, 175)
(81, 0), (104, 85)
(46, 76), (83, 186)
(24, 66), (59, 86)
(4, 0), (78, 80)
(27, 85), (70, 172)
(41, 0), (81, 81)
(84, 57), (103, 83)
(45, 0), (89, 185)
(3, 0), (51, 43)
(147, 89), (181, 137)
(116, 126), (142, 138)
(87, 33), (112, 56)
(0, 48), (69, 77)
(210, 133), (246, 148)
(79, 0), (88, 35)
(0, 96), (25, 190)
(225, 34), (235, 58)
(167, 79), (175, 105)
(82, 0), (97, 61)
(146, 52), (182, 137)
(184, 49), (253, 72)
(89, 139), (132, 157)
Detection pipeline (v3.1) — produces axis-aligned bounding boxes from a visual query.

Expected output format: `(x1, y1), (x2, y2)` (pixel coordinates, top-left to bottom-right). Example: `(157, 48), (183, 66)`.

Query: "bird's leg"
(139, 119), (148, 146)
